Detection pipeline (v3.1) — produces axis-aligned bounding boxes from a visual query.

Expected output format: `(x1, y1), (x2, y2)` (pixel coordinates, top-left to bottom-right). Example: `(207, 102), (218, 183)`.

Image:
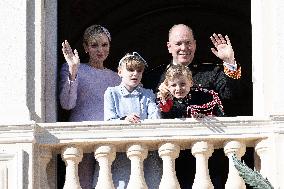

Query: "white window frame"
(42, 0), (284, 122)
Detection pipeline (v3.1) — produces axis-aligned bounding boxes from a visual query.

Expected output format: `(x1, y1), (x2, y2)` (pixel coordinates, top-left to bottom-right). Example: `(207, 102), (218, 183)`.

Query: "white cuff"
(223, 61), (237, 71)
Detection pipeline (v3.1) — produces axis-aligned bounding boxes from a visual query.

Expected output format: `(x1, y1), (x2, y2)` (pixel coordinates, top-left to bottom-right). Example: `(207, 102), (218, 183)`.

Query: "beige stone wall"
(252, 0), (284, 116)
(1, 0), (284, 188)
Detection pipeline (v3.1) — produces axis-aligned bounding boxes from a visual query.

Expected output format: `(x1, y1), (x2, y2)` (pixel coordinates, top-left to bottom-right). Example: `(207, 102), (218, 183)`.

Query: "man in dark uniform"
(158, 24), (242, 188)
(159, 24), (241, 116)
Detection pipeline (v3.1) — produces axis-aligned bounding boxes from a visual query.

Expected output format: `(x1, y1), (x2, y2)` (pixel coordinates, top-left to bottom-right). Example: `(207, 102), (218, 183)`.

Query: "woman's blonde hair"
(83, 25), (111, 45)
(164, 64), (192, 85)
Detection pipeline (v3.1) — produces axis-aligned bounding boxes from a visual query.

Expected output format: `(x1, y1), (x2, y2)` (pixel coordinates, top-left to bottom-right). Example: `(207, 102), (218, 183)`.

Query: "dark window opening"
(58, 0), (252, 121)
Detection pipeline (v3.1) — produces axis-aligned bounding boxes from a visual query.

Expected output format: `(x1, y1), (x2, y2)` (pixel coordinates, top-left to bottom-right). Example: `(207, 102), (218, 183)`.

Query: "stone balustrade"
(1, 116), (284, 188)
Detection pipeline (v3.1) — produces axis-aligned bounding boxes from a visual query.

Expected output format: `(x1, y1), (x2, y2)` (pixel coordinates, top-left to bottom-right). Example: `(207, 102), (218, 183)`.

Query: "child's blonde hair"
(118, 52), (147, 72)
(164, 64), (193, 85)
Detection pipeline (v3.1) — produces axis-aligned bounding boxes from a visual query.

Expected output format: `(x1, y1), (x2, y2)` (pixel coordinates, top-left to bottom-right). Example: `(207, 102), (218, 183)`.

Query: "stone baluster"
(191, 141), (214, 189)
(126, 144), (148, 189)
(224, 141), (246, 189)
(255, 139), (271, 181)
(61, 145), (83, 189)
(158, 143), (181, 189)
(94, 145), (116, 189)
(39, 147), (52, 189)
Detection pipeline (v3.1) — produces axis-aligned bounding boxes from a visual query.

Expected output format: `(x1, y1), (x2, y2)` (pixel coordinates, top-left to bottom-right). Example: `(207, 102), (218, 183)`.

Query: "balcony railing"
(1, 116), (283, 189)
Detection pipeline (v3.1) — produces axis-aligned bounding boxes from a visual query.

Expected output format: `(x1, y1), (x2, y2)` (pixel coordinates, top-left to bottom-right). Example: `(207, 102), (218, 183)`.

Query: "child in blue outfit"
(93, 52), (162, 189)
(104, 52), (160, 123)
